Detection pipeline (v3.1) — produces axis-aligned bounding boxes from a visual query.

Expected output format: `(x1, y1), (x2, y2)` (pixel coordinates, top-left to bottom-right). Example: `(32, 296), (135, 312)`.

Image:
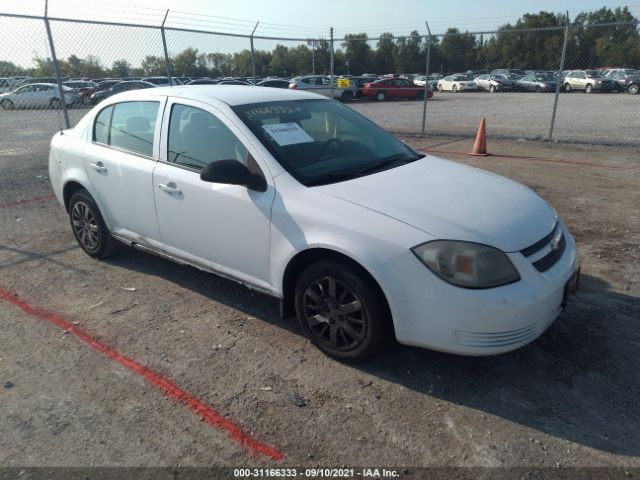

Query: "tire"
(564, 83), (571, 92)
(375, 91), (386, 102)
(340, 90), (353, 103)
(585, 84), (593, 94)
(0, 99), (14, 110)
(452, 85), (458, 93)
(50, 98), (62, 109)
(68, 190), (118, 259)
(415, 90), (425, 100)
(628, 83), (639, 95)
(489, 84), (497, 93)
(535, 86), (542, 93)
(437, 84), (443, 92)
(294, 260), (392, 362)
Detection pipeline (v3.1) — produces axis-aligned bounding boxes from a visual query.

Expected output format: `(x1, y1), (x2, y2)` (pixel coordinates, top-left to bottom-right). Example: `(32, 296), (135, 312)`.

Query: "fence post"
(250, 22), (259, 85)
(311, 39), (315, 75)
(330, 27), (334, 99)
(43, 0), (70, 129)
(160, 9), (173, 85)
(421, 21), (432, 137)
(548, 22), (569, 142)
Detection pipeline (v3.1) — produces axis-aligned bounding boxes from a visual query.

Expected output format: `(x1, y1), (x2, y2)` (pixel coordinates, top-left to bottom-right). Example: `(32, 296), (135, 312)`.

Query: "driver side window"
(167, 104), (249, 171)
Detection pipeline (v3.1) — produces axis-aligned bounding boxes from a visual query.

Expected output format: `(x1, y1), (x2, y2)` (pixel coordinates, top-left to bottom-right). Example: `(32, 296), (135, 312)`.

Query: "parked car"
(90, 80), (156, 104)
(0, 78), (11, 94)
(144, 76), (180, 86)
(187, 79), (220, 85)
(563, 70), (616, 93)
(437, 74), (477, 92)
(604, 69), (640, 93)
(0, 83), (76, 109)
(289, 75), (356, 103)
(63, 80), (98, 105)
(49, 85), (580, 361)
(516, 72), (558, 92)
(17, 76), (69, 87)
(491, 69), (526, 79)
(256, 79), (290, 89)
(338, 76), (370, 97)
(218, 80), (251, 86)
(475, 74), (516, 92)
(362, 77), (431, 101)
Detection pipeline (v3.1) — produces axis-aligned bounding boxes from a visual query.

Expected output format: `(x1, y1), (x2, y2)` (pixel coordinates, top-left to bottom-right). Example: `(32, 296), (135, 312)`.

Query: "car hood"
(314, 156), (556, 252)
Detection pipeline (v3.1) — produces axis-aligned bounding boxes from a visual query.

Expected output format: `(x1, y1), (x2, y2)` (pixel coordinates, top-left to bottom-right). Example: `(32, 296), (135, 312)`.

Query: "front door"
(152, 99), (275, 290)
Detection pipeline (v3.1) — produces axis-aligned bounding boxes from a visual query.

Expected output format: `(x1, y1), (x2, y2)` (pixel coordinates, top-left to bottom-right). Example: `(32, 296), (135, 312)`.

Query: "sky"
(1, 0), (639, 36)
(0, 0), (638, 69)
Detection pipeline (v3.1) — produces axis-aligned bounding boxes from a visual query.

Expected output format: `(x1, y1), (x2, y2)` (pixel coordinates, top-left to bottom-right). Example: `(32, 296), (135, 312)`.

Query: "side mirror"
(200, 160), (267, 192)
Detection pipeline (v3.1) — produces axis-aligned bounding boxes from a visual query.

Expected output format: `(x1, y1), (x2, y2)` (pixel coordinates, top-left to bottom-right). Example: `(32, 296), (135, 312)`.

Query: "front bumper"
(374, 223), (579, 355)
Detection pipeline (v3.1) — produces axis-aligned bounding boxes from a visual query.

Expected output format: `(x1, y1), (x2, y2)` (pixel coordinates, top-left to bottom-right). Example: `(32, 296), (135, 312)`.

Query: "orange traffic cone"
(469, 117), (490, 156)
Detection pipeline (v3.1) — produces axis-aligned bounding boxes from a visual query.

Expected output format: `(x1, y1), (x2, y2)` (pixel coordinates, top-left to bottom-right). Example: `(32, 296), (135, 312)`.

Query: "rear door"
(83, 98), (165, 241)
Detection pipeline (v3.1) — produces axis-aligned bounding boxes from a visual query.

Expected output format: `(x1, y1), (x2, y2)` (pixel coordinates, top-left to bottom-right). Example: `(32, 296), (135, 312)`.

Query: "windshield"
(535, 72), (554, 81)
(586, 70), (603, 78)
(453, 75), (473, 81)
(233, 99), (423, 186)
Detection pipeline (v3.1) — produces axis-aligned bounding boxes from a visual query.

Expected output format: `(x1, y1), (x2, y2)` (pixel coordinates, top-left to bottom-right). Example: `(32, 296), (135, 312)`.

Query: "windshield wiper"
(355, 154), (423, 175)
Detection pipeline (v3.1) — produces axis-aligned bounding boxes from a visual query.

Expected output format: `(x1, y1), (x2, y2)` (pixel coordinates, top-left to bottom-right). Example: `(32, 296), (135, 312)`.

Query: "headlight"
(412, 240), (520, 288)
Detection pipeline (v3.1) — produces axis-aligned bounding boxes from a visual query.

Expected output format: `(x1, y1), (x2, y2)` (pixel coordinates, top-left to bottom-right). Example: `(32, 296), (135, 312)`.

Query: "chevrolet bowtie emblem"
(550, 231), (562, 251)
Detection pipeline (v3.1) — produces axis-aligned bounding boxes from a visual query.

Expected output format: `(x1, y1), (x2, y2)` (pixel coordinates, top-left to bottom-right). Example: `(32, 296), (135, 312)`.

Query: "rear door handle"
(89, 161), (107, 173)
(158, 182), (182, 195)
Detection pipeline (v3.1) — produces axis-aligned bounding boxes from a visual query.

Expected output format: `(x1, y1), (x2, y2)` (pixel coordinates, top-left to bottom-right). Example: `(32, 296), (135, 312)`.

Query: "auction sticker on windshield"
(262, 123), (315, 146)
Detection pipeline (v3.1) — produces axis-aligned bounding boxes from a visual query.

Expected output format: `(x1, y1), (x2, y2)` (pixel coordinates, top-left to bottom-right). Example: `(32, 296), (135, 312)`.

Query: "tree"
(394, 30), (423, 73)
(438, 28), (478, 72)
(342, 33), (372, 75)
(111, 59), (131, 78)
(141, 55), (165, 76)
(375, 33), (395, 75)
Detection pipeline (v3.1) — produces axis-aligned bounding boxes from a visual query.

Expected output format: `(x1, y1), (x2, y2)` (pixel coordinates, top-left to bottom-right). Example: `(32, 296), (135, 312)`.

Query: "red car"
(362, 77), (433, 101)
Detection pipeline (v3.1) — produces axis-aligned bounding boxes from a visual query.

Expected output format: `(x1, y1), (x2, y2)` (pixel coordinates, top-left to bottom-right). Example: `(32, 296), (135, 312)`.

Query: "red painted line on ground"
(0, 287), (284, 462)
(418, 148), (640, 171)
(0, 194), (56, 209)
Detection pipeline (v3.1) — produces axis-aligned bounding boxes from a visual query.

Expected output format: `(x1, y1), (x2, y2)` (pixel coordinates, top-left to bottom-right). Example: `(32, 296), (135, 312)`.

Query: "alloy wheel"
(71, 201), (100, 251)
(302, 276), (367, 352)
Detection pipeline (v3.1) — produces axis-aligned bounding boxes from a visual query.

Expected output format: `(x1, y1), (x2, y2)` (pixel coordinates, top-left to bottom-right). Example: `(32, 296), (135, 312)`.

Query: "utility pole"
(548, 11), (570, 142)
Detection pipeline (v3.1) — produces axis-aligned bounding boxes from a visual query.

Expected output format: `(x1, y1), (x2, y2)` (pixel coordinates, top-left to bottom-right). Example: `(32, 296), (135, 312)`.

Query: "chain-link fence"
(1, 11), (639, 167)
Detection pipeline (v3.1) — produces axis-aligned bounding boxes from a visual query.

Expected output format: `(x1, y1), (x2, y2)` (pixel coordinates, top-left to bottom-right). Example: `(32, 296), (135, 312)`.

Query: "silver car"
(0, 83), (76, 109)
(475, 74), (516, 92)
(289, 75), (356, 102)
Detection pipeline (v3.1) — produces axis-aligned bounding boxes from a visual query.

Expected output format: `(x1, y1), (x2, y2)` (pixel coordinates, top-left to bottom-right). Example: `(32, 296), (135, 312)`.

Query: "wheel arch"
(62, 180), (89, 212)
(279, 247), (393, 326)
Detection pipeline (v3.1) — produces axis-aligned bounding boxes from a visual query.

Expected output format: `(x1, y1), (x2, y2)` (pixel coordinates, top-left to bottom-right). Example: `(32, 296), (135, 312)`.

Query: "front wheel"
(294, 260), (392, 362)
(375, 91), (386, 102)
(69, 190), (118, 259)
(50, 98), (62, 109)
(564, 83), (571, 92)
(0, 99), (14, 110)
(585, 84), (593, 94)
(489, 85), (497, 93)
(627, 83), (639, 95)
(340, 90), (353, 103)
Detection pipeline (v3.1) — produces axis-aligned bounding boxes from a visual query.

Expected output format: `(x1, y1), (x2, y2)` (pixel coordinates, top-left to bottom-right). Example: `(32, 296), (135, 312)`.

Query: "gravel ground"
(0, 131), (639, 475)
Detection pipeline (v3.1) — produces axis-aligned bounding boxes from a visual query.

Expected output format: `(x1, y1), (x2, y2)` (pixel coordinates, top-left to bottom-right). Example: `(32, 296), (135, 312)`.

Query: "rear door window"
(93, 101), (159, 157)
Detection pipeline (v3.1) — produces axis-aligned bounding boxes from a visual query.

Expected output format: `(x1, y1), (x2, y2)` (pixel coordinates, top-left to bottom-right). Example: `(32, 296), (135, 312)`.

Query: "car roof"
(115, 85), (324, 106)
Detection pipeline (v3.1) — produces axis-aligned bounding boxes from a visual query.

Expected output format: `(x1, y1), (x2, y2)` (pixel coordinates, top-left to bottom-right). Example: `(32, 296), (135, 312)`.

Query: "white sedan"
(0, 83), (76, 109)
(49, 86), (580, 361)
(437, 74), (477, 92)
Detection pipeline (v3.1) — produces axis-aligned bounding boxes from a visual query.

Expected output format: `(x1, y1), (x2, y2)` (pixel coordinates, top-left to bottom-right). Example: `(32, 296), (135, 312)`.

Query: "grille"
(520, 222), (566, 272)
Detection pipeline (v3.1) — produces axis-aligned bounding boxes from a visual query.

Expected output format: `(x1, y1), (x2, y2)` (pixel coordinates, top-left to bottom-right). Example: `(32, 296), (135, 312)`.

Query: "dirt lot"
(0, 135), (639, 475)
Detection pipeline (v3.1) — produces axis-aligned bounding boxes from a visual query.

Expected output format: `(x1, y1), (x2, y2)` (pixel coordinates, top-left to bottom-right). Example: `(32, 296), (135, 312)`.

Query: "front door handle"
(158, 182), (182, 195)
(89, 161), (107, 173)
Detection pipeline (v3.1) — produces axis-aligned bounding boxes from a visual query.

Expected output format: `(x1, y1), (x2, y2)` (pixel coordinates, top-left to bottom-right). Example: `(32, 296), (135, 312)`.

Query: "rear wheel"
(564, 83), (571, 92)
(627, 83), (639, 95)
(489, 84), (497, 93)
(452, 85), (458, 93)
(68, 190), (118, 259)
(340, 90), (353, 103)
(415, 90), (425, 100)
(437, 84), (443, 92)
(50, 98), (62, 109)
(585, 84), (593, 94)
(0, 99), (14, 110)
(535, 85), (542, 93)
(375, 91), (386, 102)
(294, 260), (392, 362)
